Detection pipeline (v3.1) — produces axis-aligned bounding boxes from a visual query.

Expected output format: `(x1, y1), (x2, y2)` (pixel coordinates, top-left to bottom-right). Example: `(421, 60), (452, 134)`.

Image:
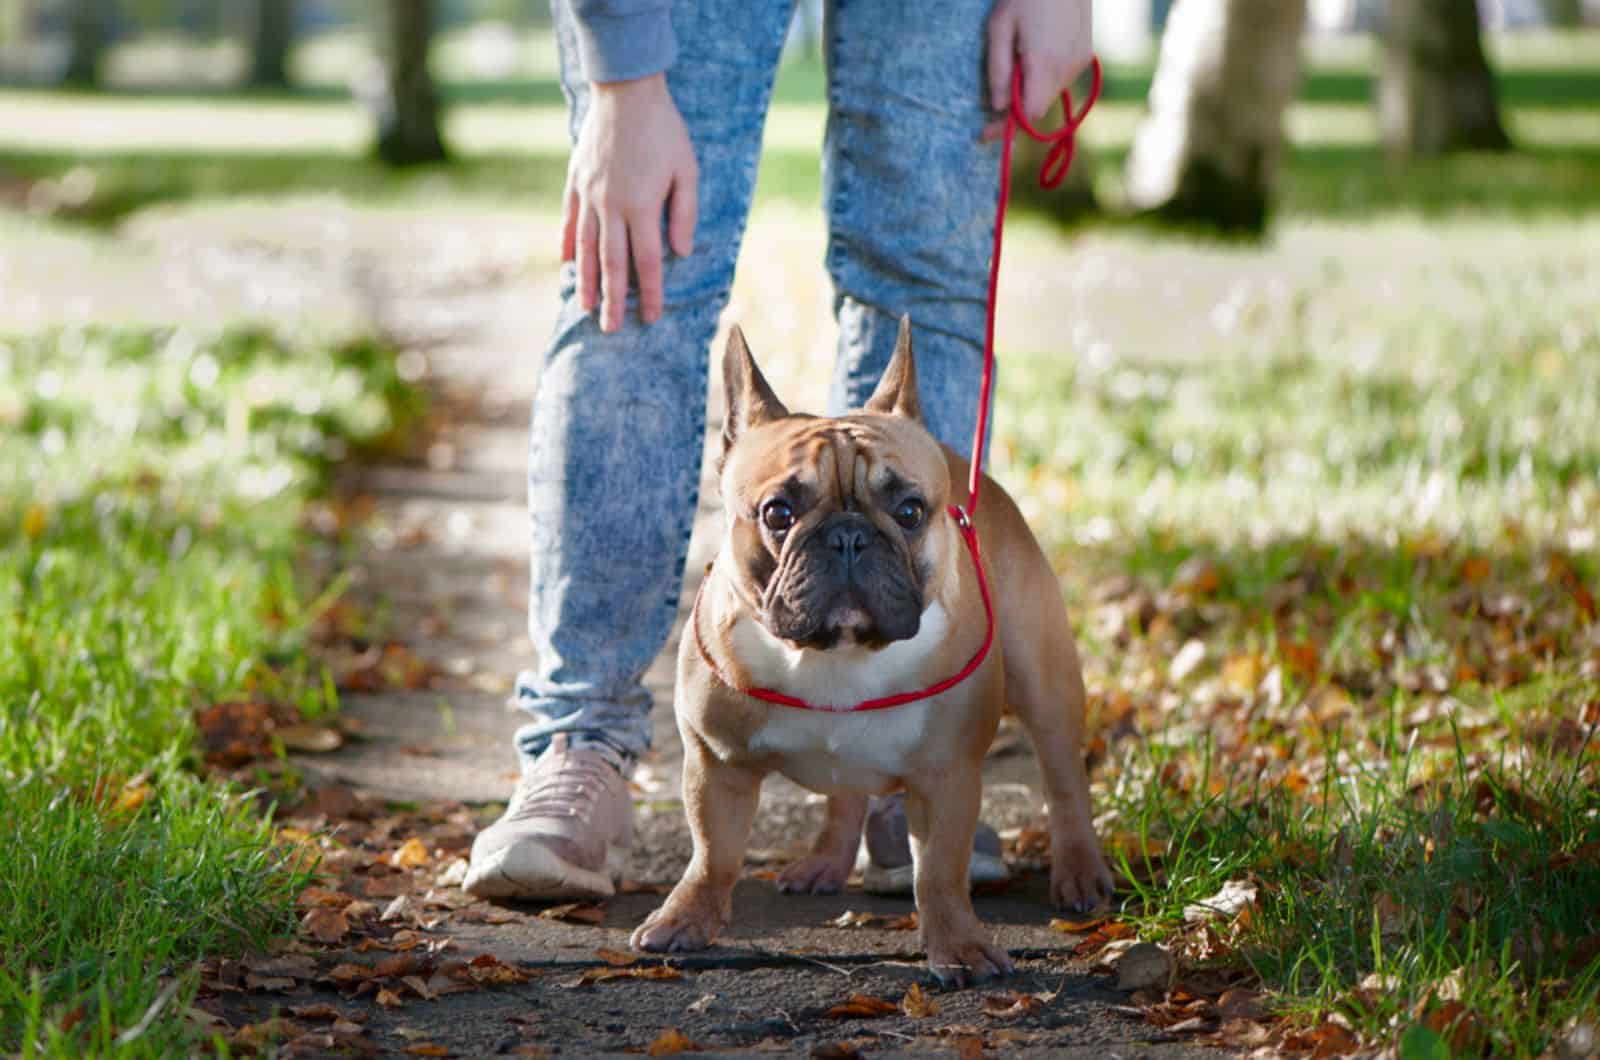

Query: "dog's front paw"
(1050, 836), (1114, 914)
(776, 851), (853, 895)
(924, 930), (1014, 988)
(630, 894), (727, 953)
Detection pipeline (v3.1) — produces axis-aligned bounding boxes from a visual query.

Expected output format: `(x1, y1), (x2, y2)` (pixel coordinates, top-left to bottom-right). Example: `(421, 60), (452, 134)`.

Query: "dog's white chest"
(731, 604), (949, 794)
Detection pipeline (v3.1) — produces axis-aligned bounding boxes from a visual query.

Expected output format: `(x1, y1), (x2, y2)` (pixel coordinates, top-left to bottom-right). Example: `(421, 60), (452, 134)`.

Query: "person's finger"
(630, 212), (665, 324)
(667, 162), (698, 258)
(599, 210), (629, 333)
(560, 178), (580, 263)
(1021, 48), (1057, 123)
(577, 203), (600, 313)
(987, 7), (1016, 117)
(980, 117), (1006, 143)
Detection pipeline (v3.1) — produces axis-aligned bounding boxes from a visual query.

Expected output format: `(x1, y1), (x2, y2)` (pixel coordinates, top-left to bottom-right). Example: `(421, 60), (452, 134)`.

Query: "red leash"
(693, 58), (1102, 713)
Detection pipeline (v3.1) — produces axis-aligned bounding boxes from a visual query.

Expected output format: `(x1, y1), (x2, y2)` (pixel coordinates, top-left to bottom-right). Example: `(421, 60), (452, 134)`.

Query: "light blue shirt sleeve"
(571, 0), (678, 82)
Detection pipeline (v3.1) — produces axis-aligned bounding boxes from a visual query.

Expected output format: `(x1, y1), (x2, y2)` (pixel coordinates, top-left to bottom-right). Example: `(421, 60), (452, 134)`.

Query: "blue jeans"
(516, 0), (1002, 769)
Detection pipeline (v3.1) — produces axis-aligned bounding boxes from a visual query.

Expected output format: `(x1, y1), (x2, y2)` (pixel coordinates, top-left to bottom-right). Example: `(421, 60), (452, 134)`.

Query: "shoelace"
(505, 751), (617, 822)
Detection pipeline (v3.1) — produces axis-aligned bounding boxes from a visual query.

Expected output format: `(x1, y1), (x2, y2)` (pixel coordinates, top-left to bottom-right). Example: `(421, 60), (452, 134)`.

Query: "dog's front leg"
(631, 732), (762, 953)
(777, 793), (867, 895)
(905, 765), (1014, 987)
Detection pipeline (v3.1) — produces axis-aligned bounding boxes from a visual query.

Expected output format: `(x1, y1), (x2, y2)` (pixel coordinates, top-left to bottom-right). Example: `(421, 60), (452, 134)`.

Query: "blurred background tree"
(1379, 0), (1511, 155)
(248, 0), (295, 88)
(1123, 0), (1310, 233)
(373, 0), (447, 165)
(63, 0), (105, 85)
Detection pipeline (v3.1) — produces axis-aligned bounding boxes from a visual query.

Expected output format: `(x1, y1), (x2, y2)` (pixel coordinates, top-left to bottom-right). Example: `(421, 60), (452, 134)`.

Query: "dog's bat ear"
(722, 325), (789, 453)
(863, 314), (923, 422)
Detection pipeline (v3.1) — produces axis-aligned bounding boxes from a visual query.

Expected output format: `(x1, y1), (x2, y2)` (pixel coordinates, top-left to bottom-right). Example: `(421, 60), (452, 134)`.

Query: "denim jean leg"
(820, 0), (1000, 457)
(518, 0), (796, 772)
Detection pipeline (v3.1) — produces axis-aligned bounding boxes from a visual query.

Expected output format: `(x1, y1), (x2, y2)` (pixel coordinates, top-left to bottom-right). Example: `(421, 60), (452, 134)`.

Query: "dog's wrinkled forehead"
(726, 415), (946, 511)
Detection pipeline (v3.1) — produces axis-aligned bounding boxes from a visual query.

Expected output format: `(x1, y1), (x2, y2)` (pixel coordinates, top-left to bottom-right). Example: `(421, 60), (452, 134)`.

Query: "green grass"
(991, 217), (1600, 1053)
(5, 30), (1600, 225)
(0, 326), (417, 1057)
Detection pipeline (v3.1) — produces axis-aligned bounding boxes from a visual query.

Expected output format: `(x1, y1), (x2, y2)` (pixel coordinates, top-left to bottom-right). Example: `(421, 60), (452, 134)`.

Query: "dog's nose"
(824, 521), (870, 565)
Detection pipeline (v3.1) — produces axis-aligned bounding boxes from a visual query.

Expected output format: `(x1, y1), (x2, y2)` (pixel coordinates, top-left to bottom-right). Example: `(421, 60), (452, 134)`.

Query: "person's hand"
(563, 73), (698, 332)
(982, 0), (1094, 141)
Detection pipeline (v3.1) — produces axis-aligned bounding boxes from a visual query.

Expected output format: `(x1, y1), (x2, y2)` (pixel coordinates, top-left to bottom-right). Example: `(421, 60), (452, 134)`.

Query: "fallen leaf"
(288, 1004), (344, 1022)
(404, 1047), (451, 1058)
(301, 907), (350, 944)
(363, 875), (412, 898)
(902, 982), (939, 1018)
(1220, 651), (1263, 692)
(277, 723), (343, 753)
(376, 988), (404, 1008)
(466, 954), (531, 986)
(245, 973), (297, 992)
(1183, 879), (1258, 923)
(1170, 639), (1207, 683)
(982, 992), (1045, 1018)
(1111, 942), (1175, 992)
(811, 1044), (865, 1060)
(594, 947), (636, 967)
(22, 502), (49, 539)
(1048, 916), (1108, 934)
(393, 837), (430, 868)
(568, 963), (682, 987)
(325, 962), (373, 985)
(538, 902), (606, 925)
(824, 994), (900, 1019)
(647, 1028), (701, 1055)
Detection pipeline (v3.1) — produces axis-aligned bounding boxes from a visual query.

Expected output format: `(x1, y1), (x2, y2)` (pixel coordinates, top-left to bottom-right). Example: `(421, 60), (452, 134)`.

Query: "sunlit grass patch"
(991, 216), (1600, 1052)
(0, 326), (416, 1056)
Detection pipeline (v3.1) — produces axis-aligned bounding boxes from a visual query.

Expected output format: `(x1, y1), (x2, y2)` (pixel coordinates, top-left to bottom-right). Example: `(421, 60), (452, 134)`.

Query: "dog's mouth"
(762, 561), (922, 651)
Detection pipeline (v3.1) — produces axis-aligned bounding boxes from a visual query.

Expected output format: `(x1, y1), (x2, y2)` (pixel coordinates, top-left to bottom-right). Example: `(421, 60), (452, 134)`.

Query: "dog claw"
(776, 854), (852, 895)
(926, 935), (1014, 988)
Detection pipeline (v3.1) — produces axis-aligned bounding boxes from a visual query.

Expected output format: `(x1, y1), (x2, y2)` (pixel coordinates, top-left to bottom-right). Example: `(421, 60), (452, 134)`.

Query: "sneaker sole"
(462, 840), (629, 902)
(861, 852), (1011, 896)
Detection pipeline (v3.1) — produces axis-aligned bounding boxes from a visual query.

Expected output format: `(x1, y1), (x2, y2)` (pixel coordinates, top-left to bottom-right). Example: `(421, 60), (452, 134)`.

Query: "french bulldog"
(630, 317), (1113, 985)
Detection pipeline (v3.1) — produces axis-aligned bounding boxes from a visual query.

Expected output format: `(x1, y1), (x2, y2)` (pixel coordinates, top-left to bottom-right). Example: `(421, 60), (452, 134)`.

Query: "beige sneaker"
(462, 735), (633, 900)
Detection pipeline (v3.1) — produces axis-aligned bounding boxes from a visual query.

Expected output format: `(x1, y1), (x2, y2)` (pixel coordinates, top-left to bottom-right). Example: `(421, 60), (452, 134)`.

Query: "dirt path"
(23, 201), (1232, 1056)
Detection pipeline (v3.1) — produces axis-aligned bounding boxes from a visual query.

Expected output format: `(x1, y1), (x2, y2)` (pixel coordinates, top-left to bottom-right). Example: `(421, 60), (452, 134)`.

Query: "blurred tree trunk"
(248, 0), (294, 87)
(1539, 0), (1583, 26)
(375, 0), (448, 165)
(1124, 0), (1308, 233)
(63, 0), (106, 86)
(1379, 0), (1511, 156)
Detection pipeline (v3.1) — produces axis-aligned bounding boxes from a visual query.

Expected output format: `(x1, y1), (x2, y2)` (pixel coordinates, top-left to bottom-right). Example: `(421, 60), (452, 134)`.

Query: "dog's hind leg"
(777, 793), (867, 895)
(997, 549), (1114, 913)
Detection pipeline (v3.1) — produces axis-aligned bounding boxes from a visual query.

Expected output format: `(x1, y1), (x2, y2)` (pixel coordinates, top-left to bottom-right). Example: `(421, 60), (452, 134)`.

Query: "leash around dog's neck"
(694, 60), (1102, 714)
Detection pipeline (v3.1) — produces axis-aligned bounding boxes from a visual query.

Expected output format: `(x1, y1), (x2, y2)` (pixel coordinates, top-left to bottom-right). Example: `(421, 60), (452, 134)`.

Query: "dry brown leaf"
(811, 1043), (866, 1060)
(244, 973), (296, 992)
(403, 1047), (451, 1058)
(1183, 879), (1258, 923)
(1111, 942), (1175, 992)
(953, 1037), (988, 1060)
(569, 963), (682, 987)
(325, 962), (373, 985)
(1048, 916), (1108, 934)
(594, 947), (636, 966)
(393, 837), (430, 868)
(538, 902), (607, 925)
(301, 906), (350, 944)
(982, 992), (1046, 1018)
(375, 953), (421, 978)
(902, 982), (939, 1018)
(824, 993), (900, 1019)
(647, 1028), (701, 1055)
(375, 987), (404, 1008)
(277, 723), (344, 753)
(297, 887), (356, 910)
(466, 953), (531, 986)
(363, 874), (412, 898)
(288, 1003), (344, 1022)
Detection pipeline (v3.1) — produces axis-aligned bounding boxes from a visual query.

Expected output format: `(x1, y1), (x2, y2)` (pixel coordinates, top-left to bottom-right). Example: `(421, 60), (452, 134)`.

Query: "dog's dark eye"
(761, 500), (795, 533)
(894, 498), (926, 530)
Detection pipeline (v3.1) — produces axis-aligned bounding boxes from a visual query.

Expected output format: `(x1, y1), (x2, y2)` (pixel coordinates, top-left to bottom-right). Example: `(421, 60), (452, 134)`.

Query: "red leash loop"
(968, 57), (1101, 519)
(696, 58), (1100, 713)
